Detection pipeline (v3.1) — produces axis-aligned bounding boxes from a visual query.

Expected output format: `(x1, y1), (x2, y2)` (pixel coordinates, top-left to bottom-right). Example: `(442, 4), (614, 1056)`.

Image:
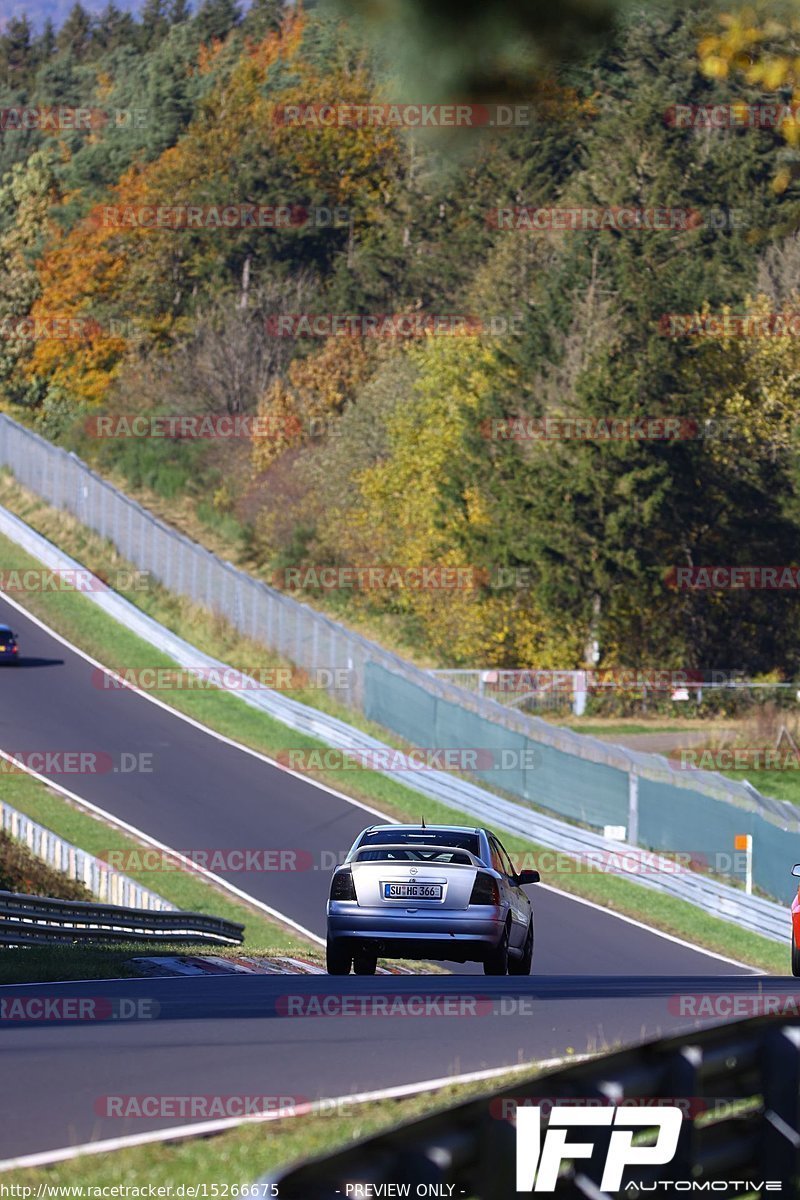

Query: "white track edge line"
(536, 883), (760, 974)
(0, 1055), (591, 1173)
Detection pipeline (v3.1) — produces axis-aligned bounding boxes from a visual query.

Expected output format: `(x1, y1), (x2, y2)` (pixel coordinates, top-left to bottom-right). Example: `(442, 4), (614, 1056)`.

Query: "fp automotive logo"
(515, 1105), (682, 1192)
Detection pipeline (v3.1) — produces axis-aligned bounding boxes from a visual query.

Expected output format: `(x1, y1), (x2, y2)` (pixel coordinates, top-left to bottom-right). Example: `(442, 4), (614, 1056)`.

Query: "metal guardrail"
(0, 503), (790, 946)
(0, 795), (173, 910)
(0, 890), (244, 945)
(262, 1012), (800, 1197)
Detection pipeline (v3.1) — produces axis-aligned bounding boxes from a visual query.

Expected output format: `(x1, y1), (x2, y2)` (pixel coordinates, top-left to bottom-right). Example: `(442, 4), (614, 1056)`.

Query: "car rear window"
(354, 848), (473, 864)
(359, 830), (480, 855)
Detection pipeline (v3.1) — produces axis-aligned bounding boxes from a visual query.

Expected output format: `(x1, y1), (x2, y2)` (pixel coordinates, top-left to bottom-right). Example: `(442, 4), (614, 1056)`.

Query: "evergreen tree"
(193, 0), (242, 44)
(0, 16), (34, 88)
(94, 3), (138, 53)
(169, 0), (193, 26)
(242, 0), (283, 41)
(33, 20), (57, 70)
(55, 4), (94, 61)
(139, 0), (170, 50)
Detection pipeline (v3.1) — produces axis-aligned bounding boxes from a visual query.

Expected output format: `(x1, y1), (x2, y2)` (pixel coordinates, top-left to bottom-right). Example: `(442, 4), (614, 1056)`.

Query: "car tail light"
(330, 868), (356, 901)
(469, 871), (500, 905)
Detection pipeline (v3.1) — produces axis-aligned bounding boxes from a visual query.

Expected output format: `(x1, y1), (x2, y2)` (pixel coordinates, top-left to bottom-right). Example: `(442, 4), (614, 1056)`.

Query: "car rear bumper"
(327, 902), (506, 961)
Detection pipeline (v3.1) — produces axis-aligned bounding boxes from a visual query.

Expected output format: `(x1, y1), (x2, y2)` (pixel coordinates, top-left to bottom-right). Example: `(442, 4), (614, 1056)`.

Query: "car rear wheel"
(484, 924), (510, 975)
(508, 920), (533, 976)
(792, 932), (800, 978)
(326, 937), (352, 975)
(353, 950), (378, 976)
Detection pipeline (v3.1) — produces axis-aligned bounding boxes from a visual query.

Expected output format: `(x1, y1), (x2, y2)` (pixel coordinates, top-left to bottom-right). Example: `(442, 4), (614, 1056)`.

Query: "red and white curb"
(129, 955), (418, 976)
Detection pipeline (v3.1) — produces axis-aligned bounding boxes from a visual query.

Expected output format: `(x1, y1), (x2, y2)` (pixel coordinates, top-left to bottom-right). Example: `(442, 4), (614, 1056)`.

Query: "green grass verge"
(719, 766), (800, 808)
(0, 474), (790, 975)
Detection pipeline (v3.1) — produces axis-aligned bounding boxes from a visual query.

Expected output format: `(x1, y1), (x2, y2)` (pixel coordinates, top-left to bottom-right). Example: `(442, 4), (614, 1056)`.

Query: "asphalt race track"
(2, 973), (796, 1161)
(0, 593), (780, 1162)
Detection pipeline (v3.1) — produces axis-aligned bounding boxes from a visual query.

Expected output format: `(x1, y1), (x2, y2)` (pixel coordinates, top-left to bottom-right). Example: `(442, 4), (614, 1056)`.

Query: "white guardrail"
(0, 795), (173, 910)
(0, 504), (789, 946)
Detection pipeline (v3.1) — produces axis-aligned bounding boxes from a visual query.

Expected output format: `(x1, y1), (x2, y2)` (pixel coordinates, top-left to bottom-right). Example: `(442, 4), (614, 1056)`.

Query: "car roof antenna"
(421, 815), (426, 828)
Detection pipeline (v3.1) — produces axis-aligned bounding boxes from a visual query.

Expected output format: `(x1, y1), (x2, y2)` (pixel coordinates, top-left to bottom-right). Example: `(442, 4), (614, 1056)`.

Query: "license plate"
(383, 882), (443, 900)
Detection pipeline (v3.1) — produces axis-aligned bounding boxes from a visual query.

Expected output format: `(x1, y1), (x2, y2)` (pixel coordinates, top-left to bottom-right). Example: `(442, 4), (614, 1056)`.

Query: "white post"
(736, 834), (753, 895)
(628, 771), (639, 845)
(573, 670), (587, 716)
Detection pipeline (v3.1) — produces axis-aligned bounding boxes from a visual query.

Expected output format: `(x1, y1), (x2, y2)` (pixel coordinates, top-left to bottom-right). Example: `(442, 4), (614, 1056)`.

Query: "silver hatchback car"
(326, 823), (539, 975)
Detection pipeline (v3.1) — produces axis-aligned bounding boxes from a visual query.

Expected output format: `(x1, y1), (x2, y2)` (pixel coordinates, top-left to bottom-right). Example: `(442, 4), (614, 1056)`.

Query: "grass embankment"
(0, 471), (790, 974)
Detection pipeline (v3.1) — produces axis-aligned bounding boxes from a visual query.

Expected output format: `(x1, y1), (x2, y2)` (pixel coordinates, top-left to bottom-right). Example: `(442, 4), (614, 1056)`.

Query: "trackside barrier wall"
(637, 776), (800, 901)
(262, 1012), (800, 1198)
(0, 796), (174, 910)
(1, 413), (798, 901)
(365, 664), (630, 828)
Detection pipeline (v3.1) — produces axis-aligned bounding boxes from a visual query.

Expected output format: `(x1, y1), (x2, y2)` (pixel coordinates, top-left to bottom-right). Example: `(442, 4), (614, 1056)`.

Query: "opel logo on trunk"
(409, 867), (418, 874)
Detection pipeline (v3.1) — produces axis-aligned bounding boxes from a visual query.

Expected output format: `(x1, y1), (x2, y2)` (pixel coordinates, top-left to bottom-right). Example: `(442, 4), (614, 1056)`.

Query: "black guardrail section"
(263, 1013), (800, 1197)
(0, 890), (244, 945)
